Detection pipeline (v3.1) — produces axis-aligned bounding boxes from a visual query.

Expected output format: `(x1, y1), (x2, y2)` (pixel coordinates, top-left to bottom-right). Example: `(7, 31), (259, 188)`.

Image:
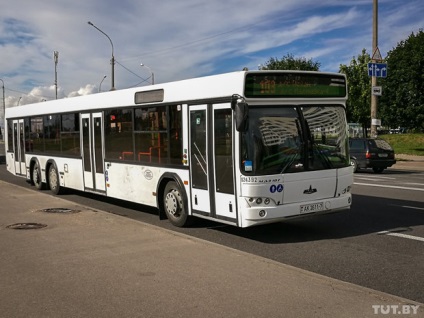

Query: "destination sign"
(244, 72), (347, 98)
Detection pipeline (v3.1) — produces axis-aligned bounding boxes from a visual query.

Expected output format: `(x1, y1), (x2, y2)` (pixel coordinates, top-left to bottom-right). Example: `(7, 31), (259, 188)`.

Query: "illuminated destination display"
(244, 72), (347, 98)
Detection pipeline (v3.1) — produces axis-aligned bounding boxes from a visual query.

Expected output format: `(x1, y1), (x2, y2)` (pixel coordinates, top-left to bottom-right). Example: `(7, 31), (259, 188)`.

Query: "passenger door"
(12, 119), (26, 176)
(189, 104), (237, 223)
(81, 113), (106, 192)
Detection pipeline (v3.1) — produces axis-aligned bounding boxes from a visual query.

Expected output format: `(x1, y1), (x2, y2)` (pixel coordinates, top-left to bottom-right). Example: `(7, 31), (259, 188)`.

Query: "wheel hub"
(50, 169), (57, 188)
(165, 190), (181, 217)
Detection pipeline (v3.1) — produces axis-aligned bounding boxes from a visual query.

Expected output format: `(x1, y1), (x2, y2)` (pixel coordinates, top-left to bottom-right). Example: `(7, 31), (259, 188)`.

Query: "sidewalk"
(0, 180), (422, 318)
(394, 154), (424, 171)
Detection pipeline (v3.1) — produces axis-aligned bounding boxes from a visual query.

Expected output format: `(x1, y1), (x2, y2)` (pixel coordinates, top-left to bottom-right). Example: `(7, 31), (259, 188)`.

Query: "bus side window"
(104, 109), (134, 160)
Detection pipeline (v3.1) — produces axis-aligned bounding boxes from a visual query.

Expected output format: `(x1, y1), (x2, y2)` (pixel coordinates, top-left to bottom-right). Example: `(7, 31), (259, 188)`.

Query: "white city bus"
(5, 70), (352, 227)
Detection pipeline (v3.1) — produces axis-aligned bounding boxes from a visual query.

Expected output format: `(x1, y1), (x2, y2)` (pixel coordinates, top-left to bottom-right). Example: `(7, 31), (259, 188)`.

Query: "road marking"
(355, 176), (396, 180)
(369, 176), (396, 180)
(377, 231), (424, 242)
(404, 182), (424, 186)
(354, 182), (424, 192)
(354, 177), (384, 181)
(393, 205), (424, 211)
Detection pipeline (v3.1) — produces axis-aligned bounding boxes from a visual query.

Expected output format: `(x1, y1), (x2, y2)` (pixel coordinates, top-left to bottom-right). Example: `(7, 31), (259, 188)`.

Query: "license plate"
(300, 202), (324, 213)
(378, 153), (388, 158)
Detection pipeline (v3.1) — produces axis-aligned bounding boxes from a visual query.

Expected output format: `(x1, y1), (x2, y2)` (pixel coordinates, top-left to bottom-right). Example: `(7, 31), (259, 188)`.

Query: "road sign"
(371, 47), (383, 62)
(372, 86), (382, 96)
(368, 63), (387, 78)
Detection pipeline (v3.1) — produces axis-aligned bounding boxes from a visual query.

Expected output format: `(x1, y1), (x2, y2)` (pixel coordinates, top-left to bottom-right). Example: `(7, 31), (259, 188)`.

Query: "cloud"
(67, 84), (97, 98)
(0, 0), (423, 105)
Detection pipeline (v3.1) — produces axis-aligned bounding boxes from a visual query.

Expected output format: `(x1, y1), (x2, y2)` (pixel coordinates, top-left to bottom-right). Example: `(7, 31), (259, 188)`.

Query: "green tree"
(380, 30), (424, 132)
(260, 53), (321, 71)
(339, 49), (372, 128)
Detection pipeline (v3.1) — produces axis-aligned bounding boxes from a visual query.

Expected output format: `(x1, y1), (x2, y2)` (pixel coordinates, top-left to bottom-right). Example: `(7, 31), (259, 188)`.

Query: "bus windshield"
(241, 105), (350, 175)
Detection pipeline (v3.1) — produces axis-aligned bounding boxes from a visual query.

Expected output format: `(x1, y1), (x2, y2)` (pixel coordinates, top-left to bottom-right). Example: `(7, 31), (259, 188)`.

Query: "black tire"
(350, 158), (358, 173)
(163, 181), (191, 227)
(32, 161), (44, 190)
(373, 167), (385, 173)
(48, 163), (62, 195)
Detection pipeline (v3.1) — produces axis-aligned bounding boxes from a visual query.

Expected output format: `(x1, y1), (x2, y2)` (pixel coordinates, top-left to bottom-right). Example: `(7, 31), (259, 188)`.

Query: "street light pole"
(54, 51), (59, 99)
(0, 78), (5, 140)
(88, 21), (115, 90)
(370, 0), (378, 138)
(99, 75), (107, 92)
(140, 63), (154, 85)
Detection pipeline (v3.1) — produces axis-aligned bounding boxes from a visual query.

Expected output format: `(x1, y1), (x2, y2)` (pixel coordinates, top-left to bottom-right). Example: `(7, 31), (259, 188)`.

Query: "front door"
(189, 104), (237, 224)
(13, 119), (26, 175)
(81, 113), (106, 192)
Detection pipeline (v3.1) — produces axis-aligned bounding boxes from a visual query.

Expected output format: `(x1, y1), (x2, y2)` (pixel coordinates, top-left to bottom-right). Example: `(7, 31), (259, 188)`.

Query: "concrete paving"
(0, 179), (423, 318)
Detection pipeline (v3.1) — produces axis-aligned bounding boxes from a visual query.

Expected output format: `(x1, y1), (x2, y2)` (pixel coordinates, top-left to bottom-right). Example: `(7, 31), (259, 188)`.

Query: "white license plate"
(300, 202), (324, 213)
(378, 153), (388, 158)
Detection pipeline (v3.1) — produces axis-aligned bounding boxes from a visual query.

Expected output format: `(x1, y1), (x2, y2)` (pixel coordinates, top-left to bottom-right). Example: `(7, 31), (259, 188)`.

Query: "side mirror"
(231, 94), (248, 132)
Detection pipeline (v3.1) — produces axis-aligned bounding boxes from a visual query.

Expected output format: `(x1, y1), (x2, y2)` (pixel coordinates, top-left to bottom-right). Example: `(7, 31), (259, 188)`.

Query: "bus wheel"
(48, 163), (61, 195)
(32, 161), (44, 190)
(163, 181), (191, 227)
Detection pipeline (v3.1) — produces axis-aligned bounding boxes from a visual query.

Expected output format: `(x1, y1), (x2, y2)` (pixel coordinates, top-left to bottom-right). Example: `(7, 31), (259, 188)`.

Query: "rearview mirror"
(231, 94), (248, 132)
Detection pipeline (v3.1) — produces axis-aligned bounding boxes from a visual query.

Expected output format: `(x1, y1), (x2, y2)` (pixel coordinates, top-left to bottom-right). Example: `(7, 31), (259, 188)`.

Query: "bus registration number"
(300, 202), (324, 213)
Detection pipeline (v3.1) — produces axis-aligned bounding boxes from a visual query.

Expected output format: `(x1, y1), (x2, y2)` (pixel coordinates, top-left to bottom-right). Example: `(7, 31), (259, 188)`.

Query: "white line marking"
(388, 204), (424, 211)
(369, 176), (396, 180)
(404, 182), (424, 186)
(354, 182), (424, 192)
(401, 205), (424, 211)
(378, 232), (424, 242)
(354, 176), (396, 180)
(354, 177), (383, 181)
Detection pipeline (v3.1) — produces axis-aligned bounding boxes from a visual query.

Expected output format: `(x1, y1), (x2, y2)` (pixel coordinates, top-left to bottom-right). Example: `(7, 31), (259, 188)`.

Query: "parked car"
(349, 138), (396, 173)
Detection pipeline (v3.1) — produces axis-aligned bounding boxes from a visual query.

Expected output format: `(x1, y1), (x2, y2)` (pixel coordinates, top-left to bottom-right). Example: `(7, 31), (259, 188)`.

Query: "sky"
(0, 0), (423, 110)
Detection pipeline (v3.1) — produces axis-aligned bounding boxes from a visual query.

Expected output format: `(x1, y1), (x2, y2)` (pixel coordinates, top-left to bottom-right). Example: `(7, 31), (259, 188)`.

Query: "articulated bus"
(5, 71), (352, 228)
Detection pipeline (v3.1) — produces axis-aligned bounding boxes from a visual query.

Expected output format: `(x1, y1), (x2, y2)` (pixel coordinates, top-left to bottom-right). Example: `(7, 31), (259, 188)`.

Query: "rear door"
(12, 119), (26, 176)
(81, 112), (106, 192)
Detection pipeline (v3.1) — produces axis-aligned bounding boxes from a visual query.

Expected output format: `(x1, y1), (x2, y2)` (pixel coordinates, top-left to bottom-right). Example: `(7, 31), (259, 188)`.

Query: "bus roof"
(5, 70), (346, 118)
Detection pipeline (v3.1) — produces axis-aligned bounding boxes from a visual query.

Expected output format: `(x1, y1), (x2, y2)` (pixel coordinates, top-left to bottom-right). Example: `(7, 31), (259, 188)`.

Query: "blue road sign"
(368, 63), (388, 78)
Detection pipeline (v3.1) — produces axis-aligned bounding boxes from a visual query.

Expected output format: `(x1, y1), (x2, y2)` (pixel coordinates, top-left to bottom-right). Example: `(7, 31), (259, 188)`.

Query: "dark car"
(349, 138), (396, 173)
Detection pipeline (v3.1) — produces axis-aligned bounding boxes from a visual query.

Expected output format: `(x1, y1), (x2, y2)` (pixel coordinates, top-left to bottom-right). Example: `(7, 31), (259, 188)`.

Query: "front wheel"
(48, 163), (62, 195)
(163, 181), (192, 227)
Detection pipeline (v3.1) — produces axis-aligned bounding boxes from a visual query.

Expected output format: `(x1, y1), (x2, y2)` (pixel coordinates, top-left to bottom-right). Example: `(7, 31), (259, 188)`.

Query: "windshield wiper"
(280, 119), (303, 173)
(304, 119), (333, 169)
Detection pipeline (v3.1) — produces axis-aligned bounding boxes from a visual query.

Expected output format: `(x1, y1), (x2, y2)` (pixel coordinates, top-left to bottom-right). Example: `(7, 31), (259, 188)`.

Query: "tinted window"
(7, 120), (13, 152)
(44, 115), (61, 154)
(350, 139), (365, 150)
(214, 109), (234, 194)
(104, 109), (133, 160)
(369, 139), (393, 151)
(61, 113), (80, 156)
(31, 117), (44, 152)
(134, 106), (167, 164)
(169, 105), (183, 165)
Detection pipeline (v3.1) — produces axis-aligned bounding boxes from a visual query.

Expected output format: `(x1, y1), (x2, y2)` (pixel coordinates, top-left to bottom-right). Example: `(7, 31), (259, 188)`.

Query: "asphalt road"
(0, 164), (423, 304)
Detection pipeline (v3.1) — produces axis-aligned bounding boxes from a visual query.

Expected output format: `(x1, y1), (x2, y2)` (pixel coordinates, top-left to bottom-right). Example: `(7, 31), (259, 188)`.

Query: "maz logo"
(303, 185), (317, 194)
(143, 169), (153, 180)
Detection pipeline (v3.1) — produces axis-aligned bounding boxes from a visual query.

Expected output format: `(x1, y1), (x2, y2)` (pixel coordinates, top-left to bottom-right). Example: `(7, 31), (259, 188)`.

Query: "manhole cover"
(41, 208), (80, 214)
(6, 223), (47, 230)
